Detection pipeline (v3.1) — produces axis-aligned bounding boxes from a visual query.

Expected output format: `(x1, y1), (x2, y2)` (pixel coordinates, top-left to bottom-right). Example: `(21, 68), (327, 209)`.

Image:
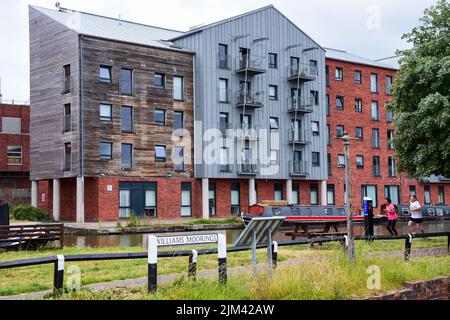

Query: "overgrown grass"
(55, 253), (450, 300)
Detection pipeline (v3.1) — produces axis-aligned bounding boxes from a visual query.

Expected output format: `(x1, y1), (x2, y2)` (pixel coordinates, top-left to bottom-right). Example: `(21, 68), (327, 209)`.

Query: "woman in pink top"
(384, 198), (398, 236)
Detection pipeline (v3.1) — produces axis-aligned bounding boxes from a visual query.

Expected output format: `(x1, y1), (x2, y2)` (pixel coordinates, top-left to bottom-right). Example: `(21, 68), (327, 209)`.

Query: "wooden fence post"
(148, 236), (158, 293)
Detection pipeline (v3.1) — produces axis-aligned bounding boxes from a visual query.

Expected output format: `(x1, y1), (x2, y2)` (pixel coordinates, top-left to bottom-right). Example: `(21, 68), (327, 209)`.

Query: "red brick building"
(325, 48), (449, 211)
(0, 102), (31, 205)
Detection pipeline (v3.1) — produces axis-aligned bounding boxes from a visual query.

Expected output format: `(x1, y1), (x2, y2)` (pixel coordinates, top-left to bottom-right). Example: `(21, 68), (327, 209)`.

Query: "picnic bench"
(0, 224), (64, 250)
(285, 220), (347, 241)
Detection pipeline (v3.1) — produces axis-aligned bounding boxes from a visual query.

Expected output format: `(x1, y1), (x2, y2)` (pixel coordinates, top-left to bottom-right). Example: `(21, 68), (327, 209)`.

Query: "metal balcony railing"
(289, 128), (312, 145)
(287, 63), (317, 82)
(289, 161), (309, 177)
(63, 115), (72, 133)
(288, 96), (314, 114)
(236, 91), (264, 108)
(218, 54), (232, 70)
(238, 163), (258, 175)
(235, 124), (261, 141)
(236, 55), (266, 74)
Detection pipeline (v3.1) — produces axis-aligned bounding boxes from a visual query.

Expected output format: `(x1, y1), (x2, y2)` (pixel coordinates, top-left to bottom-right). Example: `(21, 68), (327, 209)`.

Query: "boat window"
(427, 208), (435, 216)
(336, 208), (345, 216)
(305, 208), (312, 216)
(291, 208), (300, 216)
(272, 208), (282, 216)
(436, 209), (443, 216)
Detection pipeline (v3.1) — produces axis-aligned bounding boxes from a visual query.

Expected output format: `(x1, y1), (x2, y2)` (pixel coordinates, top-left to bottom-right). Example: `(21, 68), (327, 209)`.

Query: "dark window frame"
(312, 152), (320, 167)
(154, 73), (166, 89)
(100, 142), (113, 160)
(120, 68), (133, 96)
(155, 145), (167, 163)
(155, 109), (166, 126)
(100, 65), (112, 83)
(269, 53), (278, 69)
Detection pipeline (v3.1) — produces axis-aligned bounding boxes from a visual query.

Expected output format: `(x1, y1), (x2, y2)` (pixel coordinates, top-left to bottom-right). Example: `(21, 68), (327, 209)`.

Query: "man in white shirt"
(408, 195), (425, 234)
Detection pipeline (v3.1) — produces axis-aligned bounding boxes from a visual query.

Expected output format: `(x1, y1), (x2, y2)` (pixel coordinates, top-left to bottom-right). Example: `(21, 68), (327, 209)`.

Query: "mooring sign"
(156, 233), (219, 247)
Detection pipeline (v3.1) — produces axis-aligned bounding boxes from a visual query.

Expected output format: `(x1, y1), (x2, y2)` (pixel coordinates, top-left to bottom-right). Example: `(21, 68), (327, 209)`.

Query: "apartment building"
(325, 48), (449, 209)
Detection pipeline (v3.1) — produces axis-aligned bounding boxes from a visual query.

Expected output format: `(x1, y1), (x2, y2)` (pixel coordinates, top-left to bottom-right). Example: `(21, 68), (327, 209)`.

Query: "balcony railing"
(288, 96), (314, 114)
(63, 115), (72, 133)
(236, 55), (266, 75)
(289, 128), (312, 145)
(289, 161), (309, 177)
(238, 163), (258, 176)
(218, 54), (232, 70)
(287, 63), (317, 82)
(236, 91), (264, 108)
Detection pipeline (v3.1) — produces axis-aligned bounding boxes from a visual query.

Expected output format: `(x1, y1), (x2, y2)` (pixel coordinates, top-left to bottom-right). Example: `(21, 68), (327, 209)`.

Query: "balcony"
(236, 91), (264, 109)
(218, 54), (232, 70)
(63, 115), (72, 133)
(288, 129), (311, 145)
(289, 161), (309, 177)
(236, 55), (266, 75)
(238, 163), (258, 176)
(235, 125), (260, 141)
(287, 63), (317, 83)
(288, 96), (314, 115)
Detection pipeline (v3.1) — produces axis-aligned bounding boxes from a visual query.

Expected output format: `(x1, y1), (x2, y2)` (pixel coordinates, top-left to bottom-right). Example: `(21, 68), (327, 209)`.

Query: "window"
(270, 150), (279, 166)
(121, 144), (132, 170)
(178, 183), (191, 217)
(270, 117), (279, 130)
(372, 129), (380, 148)
(409, 185), (417, 197)
(355, 98), (362, 112)
(63, 104), (71, 133)
(63, 65), (71, 93)
(120, 68), (133, 95)
(336, 96), (344, 110)
(292, 184), (300, 205)
(119, 190), (131, 218)
(154, 73), (166, 89)
(387, 130), (395, 150)
(337, 125), (345, 138)
(231, 183), (241, 216)
(174, 147), (184, 172)
(387, 110), (394, 123)
(327, 125), (331, 145)
(155, 145), (167, 162)
(362, 185), (378, 207)
(241, 114), (251, 130)
(311, 121), (320, 136)
(384, 186), (400, 205)
(371, 73), (378, 93)
(356, 127), (363, 140)
(356, 155), (364, 169)
(218, 44), (229, 69)
(312, 152), (320, 167)
(220, 113), (229, 136)
(373, 156), (381, 177)
(388, 157), (396, 177)
(371, 101), (379, 120)
(173, 76), (184, 100)
(386, 76), (393, 95)
(327, 185), (335, 205)
(100, 66), (112, 83)
(7, 146), (22, 165)
(100, 142), (113, 160)
(326, 65), (330, 87)
(327, 154), (332, 176)
(219, 78), (229, 103)
(354, 70), (362, 84)
(269, 85), (278, 100)
(424, 185), (431, 205)
(337, 154), (345, 168)
(100, 104), (112, 122)
(311, 91), (319, 105)
(269, 53), (277, 68)
(310, 184), (319, 205)
(326, 95), (330, 116)
(438, 186), (445, 205)
(335, 67), (343, 81)
(155, 109), (166, 126)
(2, 117), (21, 134)
(145, 187), (157, 218)
(274, 183), (283, 201)
(220, 147), (230, 172)
(209, 183), (216, 217)
(173, 111), (184, 131)
(63, 143), (71, 171)
(121, 106), (133, 133)
(310, 60), (318, 76)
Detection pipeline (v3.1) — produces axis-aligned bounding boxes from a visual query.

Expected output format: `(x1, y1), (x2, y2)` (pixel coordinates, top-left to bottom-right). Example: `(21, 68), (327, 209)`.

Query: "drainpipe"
(77, 35), (85, 223)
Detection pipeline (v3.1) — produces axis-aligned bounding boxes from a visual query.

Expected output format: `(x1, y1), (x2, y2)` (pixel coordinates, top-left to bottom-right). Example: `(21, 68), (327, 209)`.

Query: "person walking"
(409, 195), (425, 235)
(384, 198), (398, 236)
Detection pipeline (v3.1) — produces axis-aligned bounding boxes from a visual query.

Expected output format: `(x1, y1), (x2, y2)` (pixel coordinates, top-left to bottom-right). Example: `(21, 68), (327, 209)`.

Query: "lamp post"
(340, 132), (355, 263)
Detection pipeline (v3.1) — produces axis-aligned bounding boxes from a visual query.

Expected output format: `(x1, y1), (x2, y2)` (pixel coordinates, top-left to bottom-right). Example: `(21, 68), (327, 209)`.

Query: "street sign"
(155, 233), (219, 247)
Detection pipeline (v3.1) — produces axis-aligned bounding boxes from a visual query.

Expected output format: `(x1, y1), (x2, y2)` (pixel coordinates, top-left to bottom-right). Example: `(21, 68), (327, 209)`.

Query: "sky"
(0, 0), (438, 102)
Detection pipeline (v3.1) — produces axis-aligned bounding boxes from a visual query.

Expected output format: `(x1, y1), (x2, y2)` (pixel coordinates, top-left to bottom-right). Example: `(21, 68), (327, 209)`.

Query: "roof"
(30, 5), (187, 51)
(376, 55), (403, 70)
(325, 48), (398, 70)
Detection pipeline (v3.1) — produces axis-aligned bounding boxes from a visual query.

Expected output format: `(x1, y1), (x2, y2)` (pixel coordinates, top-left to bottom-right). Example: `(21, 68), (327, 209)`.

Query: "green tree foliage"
(390, 0), (450, 179)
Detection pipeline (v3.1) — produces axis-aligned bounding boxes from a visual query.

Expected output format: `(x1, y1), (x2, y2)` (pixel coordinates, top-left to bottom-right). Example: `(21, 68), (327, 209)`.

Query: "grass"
(54, 253), (450, 300)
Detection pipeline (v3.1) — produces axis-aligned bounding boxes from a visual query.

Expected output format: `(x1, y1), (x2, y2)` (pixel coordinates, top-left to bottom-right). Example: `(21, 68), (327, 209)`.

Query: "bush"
(11, 205), (52, 222)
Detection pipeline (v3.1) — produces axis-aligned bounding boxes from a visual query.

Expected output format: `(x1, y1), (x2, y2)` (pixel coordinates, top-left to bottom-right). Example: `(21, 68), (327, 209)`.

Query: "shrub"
(11, 205), (52, 222)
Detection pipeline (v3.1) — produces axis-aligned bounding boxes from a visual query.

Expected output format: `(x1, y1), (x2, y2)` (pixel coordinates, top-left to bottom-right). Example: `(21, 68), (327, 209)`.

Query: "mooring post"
(271, 241), (278, 269)
(53, 255), (65, 294)
(218, 234), (227, 285)
(405, 234), (412, 261)
(188, 250), (198, 280)
(148, 236), (158, 293)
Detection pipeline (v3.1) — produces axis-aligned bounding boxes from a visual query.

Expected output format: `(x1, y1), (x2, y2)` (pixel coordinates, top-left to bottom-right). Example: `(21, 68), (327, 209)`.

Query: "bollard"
(218, 234), (227, 285)
(148, 236), (158, 293)
(188, 250), (198, 280)
(53, 255), (65, 294)
(404, 234), (412, 261)
(271, 241), (278, 269)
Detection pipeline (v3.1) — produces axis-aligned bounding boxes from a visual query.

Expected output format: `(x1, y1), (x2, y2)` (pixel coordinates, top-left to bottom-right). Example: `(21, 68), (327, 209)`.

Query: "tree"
(390, 0), (450, 179)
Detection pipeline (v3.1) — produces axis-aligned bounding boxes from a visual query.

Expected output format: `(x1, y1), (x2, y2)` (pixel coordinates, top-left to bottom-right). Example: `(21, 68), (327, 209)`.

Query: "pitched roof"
(30, 5), (186, 51)
(325, 48), (398, 70)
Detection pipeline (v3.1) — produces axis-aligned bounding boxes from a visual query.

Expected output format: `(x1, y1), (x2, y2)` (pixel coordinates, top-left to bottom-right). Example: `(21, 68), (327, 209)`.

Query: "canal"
(64, 221), (450, 248)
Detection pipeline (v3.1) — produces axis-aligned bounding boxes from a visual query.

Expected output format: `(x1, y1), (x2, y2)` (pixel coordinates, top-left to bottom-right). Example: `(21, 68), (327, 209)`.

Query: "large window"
(370, 73), (378, 93)
(356, 127), (363, 140)
(356, 155), (364, 169)
(372, 129), (380, 148)
(100, 66), (112, 83)
(155, 109), (166, 126)
(354, 70), (362, 84)
(373, 156), (381, 177)
(311, 121), (320, 136)
(209, 183), (216, 217)
(219, 78), (229, 103)
(7, 146), (22, 165)
(310, 184), (319, 205)
(181, 182), (192, 217)
(63, 64), (71, 93)
(335, 67), (343, 81)
(438, 186), (445, 205)
(119, 182), (157, 218)
(337, 125), (345, 138)
(386, 76), (393, 95)
(100, 104), (112, 122)
(120, 68), (133, 95)
(424, 185), (431, 205)
(269, 53), (278, 69)
(173, 76), (184, 100)
(155, 145), (167, 162)
(371, 101), (379, 120)
(63, 143), (71, 171)
(100, 142), (113, 160)
(312, 152), (320, 167)
(119, 190), (131, 218)
(154, 73), (166, 89)
(270, 117), (279, 131)
(384, 186), (400, 205)
(274, 183), (283, 201)
(387, 110), (394, 123)
(1, 117), (21, 134)
(387, 130), (395, 150)
(336, 96), (344, 110)
(337, 154), (345, 168)
(269, 85), (278, 100)
(231, 183), (241, 216)
(388, 157), (396, 177)
(362, 185), (378, 207)
(327, 185), (335, 205)
(121, 106), (133, 133)
(355, 98), (362, 112)
(121, 144), (133, 170)
(218, 44), (229, 69)
(173, 111), (184, 131)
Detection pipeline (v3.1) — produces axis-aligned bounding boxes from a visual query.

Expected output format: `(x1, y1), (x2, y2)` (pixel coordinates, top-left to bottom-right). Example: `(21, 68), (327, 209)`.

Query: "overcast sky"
(0, 0), (437, 102)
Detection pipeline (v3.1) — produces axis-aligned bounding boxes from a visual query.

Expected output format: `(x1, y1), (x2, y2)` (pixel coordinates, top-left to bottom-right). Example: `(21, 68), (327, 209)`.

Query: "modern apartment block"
(0, 102), (30, 204)
(325, 49), (449, 209)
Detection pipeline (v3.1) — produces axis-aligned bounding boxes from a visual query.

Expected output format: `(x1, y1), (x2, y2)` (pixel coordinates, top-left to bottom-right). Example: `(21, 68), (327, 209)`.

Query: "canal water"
(64, 221), (450, 248)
